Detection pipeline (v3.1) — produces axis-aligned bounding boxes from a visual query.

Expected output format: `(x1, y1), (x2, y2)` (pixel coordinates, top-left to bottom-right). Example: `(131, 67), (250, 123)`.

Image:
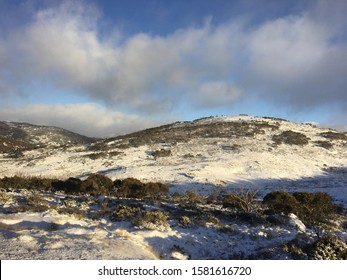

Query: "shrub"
(110, 204), (142, 222)
(263, 191), (300, 215)
(25, 195), (49, 207)
(179, 215), (191, 227)
(0, 176), (53, 192)
(184, 190), (204, 203)
(114, 177), (143, 198)
(114, 178), (168, 199)
(263, 191), (341, 232)
(308, 236), (347, 260)
(152, 149), (172, 159)
(272, 130), (309, 146)
(132, 210), (170, 231)
(86, 152), (106, 160)
(0, 192), (13, 205)
(52, 177), (82, 194)
(320, 131), (347, 141)
(80, 174), (114, 196)
(314, 140), (333, 149)
(223, 191), (258, 213)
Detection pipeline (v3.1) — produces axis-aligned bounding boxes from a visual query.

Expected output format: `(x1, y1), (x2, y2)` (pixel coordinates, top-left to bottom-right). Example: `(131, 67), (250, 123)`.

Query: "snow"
(0, 116), (346, 259)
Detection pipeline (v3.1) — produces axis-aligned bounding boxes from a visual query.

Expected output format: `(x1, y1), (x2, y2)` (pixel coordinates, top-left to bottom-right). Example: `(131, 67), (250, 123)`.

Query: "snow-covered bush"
(132, 210), (170, 231)
(110, 203), (142, 222)
(309, 236), (347, 260)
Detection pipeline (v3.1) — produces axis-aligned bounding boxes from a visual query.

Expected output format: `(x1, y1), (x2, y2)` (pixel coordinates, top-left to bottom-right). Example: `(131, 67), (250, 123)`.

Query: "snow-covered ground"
(3, 189), (343, 260)
(1, 116), (346, 204)
(0, 116), (346, 259)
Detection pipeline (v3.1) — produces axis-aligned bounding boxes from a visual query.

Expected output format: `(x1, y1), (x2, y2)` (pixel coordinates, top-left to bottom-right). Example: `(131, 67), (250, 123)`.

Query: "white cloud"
(0, 103), (162, 137)
(194, 82), (242, 108)
(0, 0), (346, 118)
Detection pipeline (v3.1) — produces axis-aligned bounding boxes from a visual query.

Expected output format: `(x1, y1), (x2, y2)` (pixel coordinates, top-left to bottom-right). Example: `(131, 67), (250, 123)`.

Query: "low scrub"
(132, 210), (170, 231)
(223, 191), (258, 213)
(110, 203), (142, 222)
(272, 130), (309, 146)
(320, 131), (347, 141)
(283, 235), (347, 260)
(152, 149), (172, 159)
(308, 236), (347, 260)
(52, 177), (82, 194)
(114, 178), (168, 199)
(314, 140), (333, 149)
(263, 191), (342, 231)
(0, 176), (53, 192)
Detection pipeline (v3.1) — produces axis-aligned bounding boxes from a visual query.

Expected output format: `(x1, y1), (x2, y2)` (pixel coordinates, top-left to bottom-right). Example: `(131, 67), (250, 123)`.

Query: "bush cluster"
(0, 176), (53, 192)
(110, 203), (142, 222)
(263, 191), (342, 228)
(283, 235), (347, 260)
(272, 130), (310, 146)
(308, 236), (347, 260)
(314, 140), (333, 149)
(132, 210), (170, 231)
(114, 178), (169, 199)
(320, 131), (347, 141)
(0, 174), (168, 199)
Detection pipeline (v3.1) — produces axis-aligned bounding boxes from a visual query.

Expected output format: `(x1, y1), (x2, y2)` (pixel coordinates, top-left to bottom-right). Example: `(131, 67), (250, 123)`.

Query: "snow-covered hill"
(1, 115), (346, 260)
(1, 115), (346, 204)
(0, 121), (95, 154)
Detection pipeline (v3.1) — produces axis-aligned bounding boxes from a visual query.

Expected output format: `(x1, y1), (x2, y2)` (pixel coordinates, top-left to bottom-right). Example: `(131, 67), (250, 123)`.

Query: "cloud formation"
(0, 103), (160, 137)
(0, 0), (346, 121)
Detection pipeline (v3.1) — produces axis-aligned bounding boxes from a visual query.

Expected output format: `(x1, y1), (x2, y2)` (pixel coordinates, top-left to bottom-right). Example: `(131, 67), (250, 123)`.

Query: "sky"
(0, 0), (346, 137)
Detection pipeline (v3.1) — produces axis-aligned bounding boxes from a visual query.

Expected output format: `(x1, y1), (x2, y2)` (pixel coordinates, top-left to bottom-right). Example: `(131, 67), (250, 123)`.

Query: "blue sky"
(0, 0), (346, 137)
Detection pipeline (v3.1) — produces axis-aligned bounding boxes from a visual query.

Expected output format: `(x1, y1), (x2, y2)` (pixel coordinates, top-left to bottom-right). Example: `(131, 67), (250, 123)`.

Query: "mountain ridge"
(0, 120), (96, 155)
(0, 115), (346, 188)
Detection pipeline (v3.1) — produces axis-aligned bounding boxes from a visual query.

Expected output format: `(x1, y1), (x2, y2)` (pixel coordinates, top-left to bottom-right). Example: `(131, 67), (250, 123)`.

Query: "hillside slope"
(0, 121), (95, 155)
(0, 115), (346, 203)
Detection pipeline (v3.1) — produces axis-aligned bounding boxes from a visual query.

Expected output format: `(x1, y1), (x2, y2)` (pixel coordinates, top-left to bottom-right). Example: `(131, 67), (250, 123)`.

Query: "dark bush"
(184, 190), (204, 203)
(0, 176), (53, 192)
(314, 140), (333, 149)
(272, 130), (310, 146)
(114, 178), (168, 199)
(263, 191), (300, 215)
(320, 131), (347, 141)
(152, 149), (172, 159)
(114, 178), (144, 198)
(86, 152), (106, 160)
(144, 182), (169, 199)
(52, 177), (82, 194)
(80, 174), (114, 196)
(263, 191), (341, 229)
